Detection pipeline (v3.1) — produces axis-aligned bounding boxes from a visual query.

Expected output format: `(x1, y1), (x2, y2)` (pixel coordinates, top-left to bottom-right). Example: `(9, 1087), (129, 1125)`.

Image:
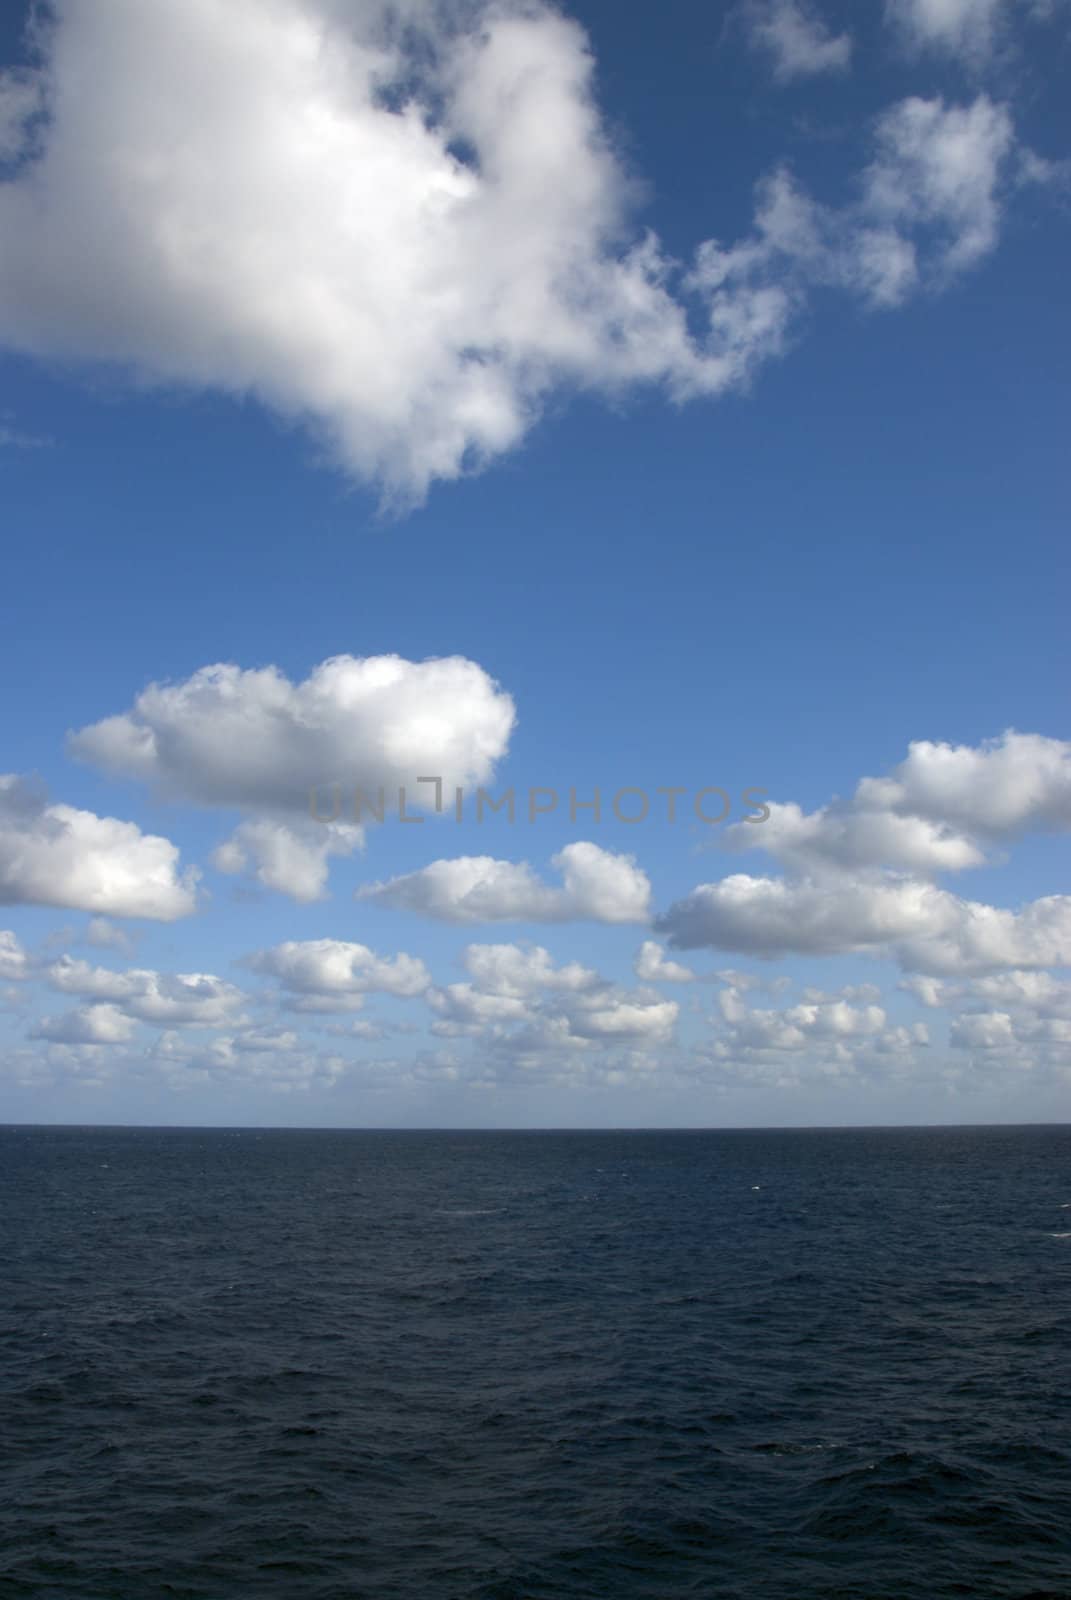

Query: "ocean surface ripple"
(2, 1125), (1070, 1599)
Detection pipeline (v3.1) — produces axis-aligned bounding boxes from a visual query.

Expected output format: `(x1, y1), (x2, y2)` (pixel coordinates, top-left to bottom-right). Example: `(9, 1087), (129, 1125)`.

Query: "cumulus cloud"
(706, 977), (931, 1087)
(212, 818), (363, 903)
(462, 942), (602, 997)
(358, 841), (651, 924)
(31, 1003), (138, 1045)
(744, 0), (853, 80)
(658, 873), (1071, 974)
(0, 775), (197, 921)
(855, 731), (1071, 837)
(71, 653), (514, 812)
(633, 940), (697, 983)
(728, 731), (1071, 880)
(660, 734), (1071, 975)
(71, 652), (514, 900)
(46, 956), (247, 1027)
(732, 799), (984, 876)
(884, 0), (1055, 62)
(426, 940), (678, 1047)
(247, 938), (430, 1007)
(0, 930), (29, 981)
(0, 2), (1041, 500)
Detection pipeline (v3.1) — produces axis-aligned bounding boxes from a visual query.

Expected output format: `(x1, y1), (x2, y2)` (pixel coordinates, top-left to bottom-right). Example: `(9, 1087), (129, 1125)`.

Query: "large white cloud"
(0, 1), (1040, 500)
(358, 841), (652, 924)
(0, 775), (197, 921)
(71, 654), (515, 813)
(70, 652), (515, 900)
(658, 873), (1071, 975)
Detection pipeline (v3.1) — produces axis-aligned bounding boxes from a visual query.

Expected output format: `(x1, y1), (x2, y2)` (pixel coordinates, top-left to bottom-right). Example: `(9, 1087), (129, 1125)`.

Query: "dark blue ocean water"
(2, 1125), (1070, 1600)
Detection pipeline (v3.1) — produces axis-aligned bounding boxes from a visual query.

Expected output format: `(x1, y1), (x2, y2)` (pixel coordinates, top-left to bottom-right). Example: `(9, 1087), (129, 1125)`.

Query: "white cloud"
(898, 894), (1071, 976)
(855, 731), (1071, 837)
(46, 956), (247, 1027)
(212, 818), (363, 902)
(744, 0), (853, 80)
(567, 993), (678, 1044)
(949, 1008), (1016, 1048)
(71, 652), (514, 900)
(71, 653), (514, 813)
(0, 930), (28, 981)
(0, 775), (197, 921)
(31, 1003), (138, 1045)
(358, 840), (651, 924)
(884, 0), (1039, 61)
(734, 799), (983, 875)
(462, 942), (602, 997)
(426, 941), (679, 1049)
(633, 940), (697, 983)
(247, 938), (430, 1004)
(658, 873), (1071, 975)
(660, 873), (953, 957)
(693, 95), (1020, 326)
(728, 731), (1071, 880)
(0, 3), (1041, 500)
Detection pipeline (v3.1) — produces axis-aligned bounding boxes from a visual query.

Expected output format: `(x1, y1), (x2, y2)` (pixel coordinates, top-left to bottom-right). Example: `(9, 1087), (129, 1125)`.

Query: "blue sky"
(0, 0), (1068, 1126)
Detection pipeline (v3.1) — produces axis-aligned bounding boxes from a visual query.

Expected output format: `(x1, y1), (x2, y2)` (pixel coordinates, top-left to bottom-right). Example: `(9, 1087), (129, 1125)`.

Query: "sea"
(2, 1124), (1069, 1599)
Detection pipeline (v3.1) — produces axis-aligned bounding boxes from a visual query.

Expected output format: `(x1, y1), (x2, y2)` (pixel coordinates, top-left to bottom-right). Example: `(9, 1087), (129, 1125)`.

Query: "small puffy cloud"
(884, 0), (1032, 62)
(71, 653), (515, 817)
(358, 841), (651, 925)
(31, 1003), (138, 1045)
(46, 956), (246, 1027)
(0, 775), (197, 921)
(212, 818), (362, 903)
(633, 940), (697, 983)
(428, 983), (534, 1036)
(462, 942), (602, 997)
(247, 938), (430, 1004)
(566, 993), (679, 1044)
(744, 0), (853, 80)
(0, 930), (28, 981)
(899, 973), (947, 1007)
(950, 1009), (1016, 1049)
